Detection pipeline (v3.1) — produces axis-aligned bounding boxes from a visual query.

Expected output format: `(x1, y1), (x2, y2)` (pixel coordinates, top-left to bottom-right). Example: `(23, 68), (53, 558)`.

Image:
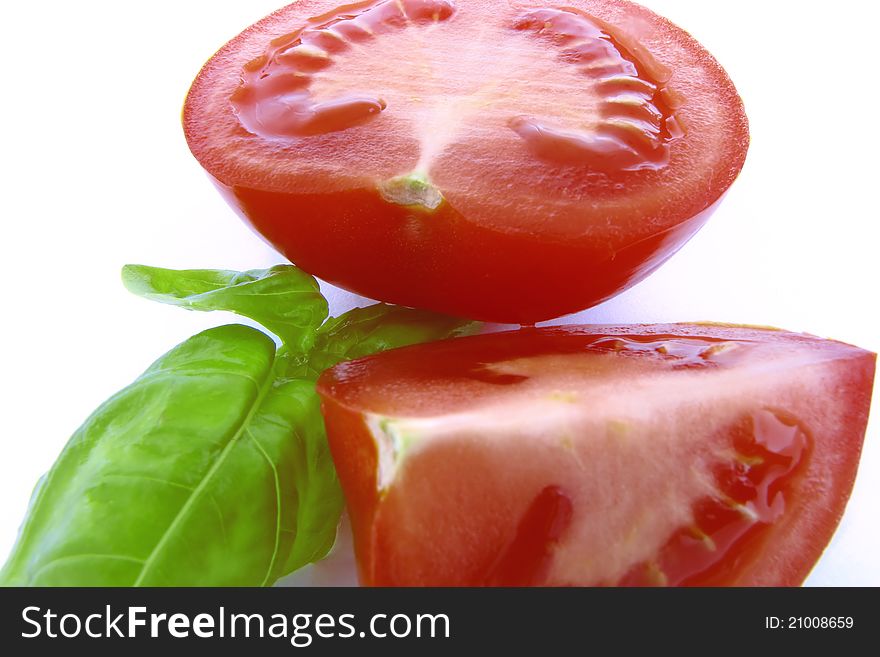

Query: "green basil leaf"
(122, 264), (328, 353)
(2, 264), (478, 587)
(259, 378), (343, 576)
(0, 325), (340, 586)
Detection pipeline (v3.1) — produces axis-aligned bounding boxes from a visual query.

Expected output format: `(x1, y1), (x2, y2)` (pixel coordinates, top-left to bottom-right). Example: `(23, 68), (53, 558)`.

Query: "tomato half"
(317, 324), (875, 586)
(184, 0), (749, 323)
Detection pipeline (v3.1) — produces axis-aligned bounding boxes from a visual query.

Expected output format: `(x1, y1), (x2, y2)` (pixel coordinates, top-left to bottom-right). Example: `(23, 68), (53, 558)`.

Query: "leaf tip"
(121, 264), (154, 298)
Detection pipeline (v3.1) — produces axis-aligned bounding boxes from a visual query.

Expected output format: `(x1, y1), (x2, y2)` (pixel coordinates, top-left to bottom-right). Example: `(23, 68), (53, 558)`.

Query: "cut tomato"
(317, 324), (875, 586)
(184, 1), (749, 322)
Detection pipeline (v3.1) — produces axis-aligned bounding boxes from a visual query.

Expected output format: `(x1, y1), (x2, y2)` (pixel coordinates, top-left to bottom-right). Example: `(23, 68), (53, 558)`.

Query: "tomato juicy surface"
(184, 1), (749, 323)
(317, 324), (875, 586)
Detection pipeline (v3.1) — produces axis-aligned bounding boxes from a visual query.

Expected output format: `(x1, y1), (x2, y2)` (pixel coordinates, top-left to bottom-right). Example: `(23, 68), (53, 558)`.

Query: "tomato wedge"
(183, 1), (749, 322)
(317, 324), (875, 586)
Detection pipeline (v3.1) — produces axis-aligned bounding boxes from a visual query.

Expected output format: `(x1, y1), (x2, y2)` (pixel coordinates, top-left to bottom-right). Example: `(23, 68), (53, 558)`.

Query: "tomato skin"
(317, 324), (875, 586)
(186, 0), (749, 323)
(214, 178), (721, 323)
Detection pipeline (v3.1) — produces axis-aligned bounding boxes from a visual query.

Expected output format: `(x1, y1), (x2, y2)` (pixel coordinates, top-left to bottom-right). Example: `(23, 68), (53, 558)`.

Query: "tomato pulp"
(184, 1), (749, 323)
(317, 324), (875, 586)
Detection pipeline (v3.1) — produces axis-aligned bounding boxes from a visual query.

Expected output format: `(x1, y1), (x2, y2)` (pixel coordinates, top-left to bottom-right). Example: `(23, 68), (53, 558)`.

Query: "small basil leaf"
(122, 264), (328, 353)
(0, 325), (339, 586)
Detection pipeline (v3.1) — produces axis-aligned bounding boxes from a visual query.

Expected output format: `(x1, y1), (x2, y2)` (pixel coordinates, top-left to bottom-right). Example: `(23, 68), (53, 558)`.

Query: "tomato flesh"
(619, 409), (810, 586)
(184, 1), (749, 322)
(317, 324), (875, 586)
(483, 485), (574, 586)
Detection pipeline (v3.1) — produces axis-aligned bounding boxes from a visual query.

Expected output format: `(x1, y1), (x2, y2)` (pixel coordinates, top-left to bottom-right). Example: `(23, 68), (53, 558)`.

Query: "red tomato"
(183, 0), (749, 323)
(317, 324), (875, 586)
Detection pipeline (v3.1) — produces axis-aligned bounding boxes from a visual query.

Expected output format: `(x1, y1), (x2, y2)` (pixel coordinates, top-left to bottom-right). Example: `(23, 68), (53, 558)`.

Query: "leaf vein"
(131, 360), (276, 586)
(28, 553), (144, 585)
(246, 427), (283, 587)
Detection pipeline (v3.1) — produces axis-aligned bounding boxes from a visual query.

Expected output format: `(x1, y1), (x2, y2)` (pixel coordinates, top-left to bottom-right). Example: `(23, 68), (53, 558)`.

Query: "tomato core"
(231, 0), (682, 182)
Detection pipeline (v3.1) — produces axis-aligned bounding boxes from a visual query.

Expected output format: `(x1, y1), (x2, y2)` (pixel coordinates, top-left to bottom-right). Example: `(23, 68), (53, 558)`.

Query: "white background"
(1, 1), (878, 585)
